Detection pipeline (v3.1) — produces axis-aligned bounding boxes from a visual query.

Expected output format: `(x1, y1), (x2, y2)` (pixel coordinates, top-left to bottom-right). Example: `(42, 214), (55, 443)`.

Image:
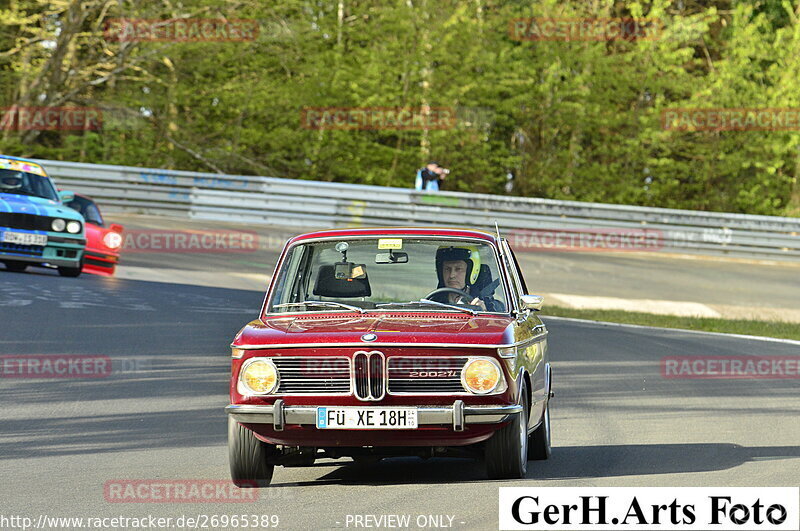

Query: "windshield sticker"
(378, 238), (403, 250)
(350, 265), (366, 278)
(0, 158), (46, 177)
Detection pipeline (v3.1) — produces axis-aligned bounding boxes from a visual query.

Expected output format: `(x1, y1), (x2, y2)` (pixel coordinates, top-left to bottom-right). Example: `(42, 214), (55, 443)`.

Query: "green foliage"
(1, 0), (799, 216)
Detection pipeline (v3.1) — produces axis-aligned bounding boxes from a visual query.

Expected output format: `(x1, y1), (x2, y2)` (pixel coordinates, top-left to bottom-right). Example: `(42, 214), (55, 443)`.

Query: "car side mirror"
(58, 190), (75, 203)
(520, 294), (544, 311)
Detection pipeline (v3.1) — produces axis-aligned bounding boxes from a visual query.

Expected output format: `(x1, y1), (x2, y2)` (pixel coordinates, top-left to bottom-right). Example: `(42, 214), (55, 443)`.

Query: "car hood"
(0, 192), (83, 221)
(233, 313), (516, 348)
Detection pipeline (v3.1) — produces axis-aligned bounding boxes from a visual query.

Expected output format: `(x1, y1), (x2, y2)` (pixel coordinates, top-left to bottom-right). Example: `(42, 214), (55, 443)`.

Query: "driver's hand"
(470, 297), (487, 311)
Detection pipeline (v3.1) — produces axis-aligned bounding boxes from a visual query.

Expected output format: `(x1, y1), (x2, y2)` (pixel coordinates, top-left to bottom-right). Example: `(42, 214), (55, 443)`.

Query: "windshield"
(66, 195), (104, 226)
(267, 237), (509, 314)
(0, 169), (59, 201)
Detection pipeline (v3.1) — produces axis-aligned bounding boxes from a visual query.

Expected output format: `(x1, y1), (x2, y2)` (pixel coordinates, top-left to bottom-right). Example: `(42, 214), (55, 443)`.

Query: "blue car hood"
(0, 192), (84, 222)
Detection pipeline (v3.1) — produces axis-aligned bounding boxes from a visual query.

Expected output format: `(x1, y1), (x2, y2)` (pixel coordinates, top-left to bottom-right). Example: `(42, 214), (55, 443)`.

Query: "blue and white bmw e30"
(0, 155), (86, 277)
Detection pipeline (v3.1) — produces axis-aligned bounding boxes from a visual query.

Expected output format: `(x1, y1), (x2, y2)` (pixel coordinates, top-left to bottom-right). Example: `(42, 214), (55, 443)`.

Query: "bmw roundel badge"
(361, 333), (377, 342)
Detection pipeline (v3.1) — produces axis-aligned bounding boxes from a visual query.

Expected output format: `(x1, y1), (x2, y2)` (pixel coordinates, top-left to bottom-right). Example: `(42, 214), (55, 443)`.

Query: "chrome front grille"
(266, 354), (472, 396)
(353, 351), (385, 401)
(387, 357), (469, 394)
(273, 357), (351, 395)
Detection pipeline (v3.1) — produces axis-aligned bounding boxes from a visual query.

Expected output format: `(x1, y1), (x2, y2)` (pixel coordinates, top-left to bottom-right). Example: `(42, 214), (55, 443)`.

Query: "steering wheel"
(424, 287), (473, 301)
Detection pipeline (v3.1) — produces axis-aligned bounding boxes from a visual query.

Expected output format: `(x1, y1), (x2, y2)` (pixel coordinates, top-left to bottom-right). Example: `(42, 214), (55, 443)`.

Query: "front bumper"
(0, 231), (85, 267)
(226, 400), (522, 432)
(83, 248), (119, 275)
(0, 252), (82, 267)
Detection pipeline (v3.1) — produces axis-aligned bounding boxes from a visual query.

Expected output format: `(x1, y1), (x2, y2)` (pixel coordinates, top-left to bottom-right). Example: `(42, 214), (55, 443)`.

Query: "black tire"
(228, 417), (276, 487)
(58, 256), (83, 277)
(528, 398), (551, 460)
(485, 392), (528, 480)
(3, 261), (27, 273)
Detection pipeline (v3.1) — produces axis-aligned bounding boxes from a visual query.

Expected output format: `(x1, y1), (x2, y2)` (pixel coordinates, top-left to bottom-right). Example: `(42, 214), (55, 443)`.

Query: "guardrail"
(35, 158), (800, 261)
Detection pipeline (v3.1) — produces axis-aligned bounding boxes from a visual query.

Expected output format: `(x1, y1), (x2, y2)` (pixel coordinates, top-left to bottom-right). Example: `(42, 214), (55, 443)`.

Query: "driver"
(0, 173), (23, 190)
(430, 246), (503, 312)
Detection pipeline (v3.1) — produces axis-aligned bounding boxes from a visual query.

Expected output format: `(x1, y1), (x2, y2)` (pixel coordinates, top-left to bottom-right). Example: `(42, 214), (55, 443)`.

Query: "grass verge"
(541, 306), (800, 341)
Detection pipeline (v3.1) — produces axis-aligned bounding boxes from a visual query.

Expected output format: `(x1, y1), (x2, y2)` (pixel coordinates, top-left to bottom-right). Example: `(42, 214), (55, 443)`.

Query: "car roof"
(0, 154), (38, 163)
(0, 154), (46, 168)
(288, 227), (499, 245)
(0, 154), (48, 176)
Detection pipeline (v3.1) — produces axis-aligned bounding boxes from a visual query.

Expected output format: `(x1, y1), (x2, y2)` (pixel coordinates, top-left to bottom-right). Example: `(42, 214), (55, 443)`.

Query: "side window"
(500, 240), (523, 311)
(85, 203), (104, 226)
(269, 246), (301, 308)
(291, 246), (313, 303)
(506, 244), (529, 294)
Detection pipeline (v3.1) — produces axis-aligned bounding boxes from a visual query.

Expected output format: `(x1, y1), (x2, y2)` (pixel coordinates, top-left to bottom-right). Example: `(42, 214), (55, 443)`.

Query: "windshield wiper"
(273, 301), (365, 314)
(419, 298), (477, 315)
(377, 300), (476, 315)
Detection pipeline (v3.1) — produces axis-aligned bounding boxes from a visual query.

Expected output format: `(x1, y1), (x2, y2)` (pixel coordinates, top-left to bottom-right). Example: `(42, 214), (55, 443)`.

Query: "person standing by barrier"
(414, 161), (449, 191)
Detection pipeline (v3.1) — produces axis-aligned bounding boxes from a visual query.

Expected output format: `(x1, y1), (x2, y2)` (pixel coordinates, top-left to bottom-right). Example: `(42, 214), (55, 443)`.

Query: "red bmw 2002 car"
(65, 194), (124, 276)
(226, 227), (551, 485)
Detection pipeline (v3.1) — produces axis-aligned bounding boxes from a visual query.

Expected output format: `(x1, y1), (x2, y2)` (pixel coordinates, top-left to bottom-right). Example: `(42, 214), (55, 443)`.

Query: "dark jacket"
(429, 285), (505, 312)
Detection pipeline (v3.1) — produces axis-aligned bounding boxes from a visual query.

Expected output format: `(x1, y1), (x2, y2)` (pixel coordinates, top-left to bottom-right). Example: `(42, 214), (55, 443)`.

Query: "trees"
(1, 0), (797, 215)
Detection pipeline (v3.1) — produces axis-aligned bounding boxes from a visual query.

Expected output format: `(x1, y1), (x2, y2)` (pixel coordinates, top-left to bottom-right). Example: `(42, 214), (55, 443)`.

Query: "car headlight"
(103, 231), (123, 249)
(239, 359), (278, 395)
(462, 358), (502, 394)
(51, 218), (66, 232)
(66, 221), (81, 234)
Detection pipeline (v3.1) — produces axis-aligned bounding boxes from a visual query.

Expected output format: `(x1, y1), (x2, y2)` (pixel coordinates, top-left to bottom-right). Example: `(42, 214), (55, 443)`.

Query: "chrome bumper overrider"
(225, 400), (522, 432)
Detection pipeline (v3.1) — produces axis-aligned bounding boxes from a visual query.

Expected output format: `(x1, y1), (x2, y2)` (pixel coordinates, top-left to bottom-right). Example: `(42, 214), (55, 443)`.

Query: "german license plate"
(316, 407), (418, 429)
(2, 231), (47, 246)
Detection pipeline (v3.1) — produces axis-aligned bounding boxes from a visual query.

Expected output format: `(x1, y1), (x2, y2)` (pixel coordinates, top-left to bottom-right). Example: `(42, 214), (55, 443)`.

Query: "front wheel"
(485, 392), (528, 479)
(58, 257), (83, 277)
(528, 399), (551, 460)
(228, 417), (276, 487)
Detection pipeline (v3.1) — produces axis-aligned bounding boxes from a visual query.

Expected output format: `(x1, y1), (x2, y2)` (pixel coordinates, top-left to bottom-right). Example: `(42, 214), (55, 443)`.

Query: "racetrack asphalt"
(1, 272), (797, 530)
